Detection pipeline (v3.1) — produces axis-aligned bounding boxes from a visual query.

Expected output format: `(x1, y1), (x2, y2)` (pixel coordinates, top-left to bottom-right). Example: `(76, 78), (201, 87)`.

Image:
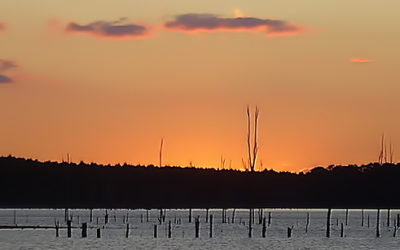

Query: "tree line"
(0, 155), (399, 209)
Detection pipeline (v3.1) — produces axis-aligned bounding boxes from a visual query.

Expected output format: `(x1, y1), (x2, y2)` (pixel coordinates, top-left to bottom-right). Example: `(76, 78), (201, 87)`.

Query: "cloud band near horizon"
(163, 13), (304, 36)
(66, 18), (150, 39)
(350, 58), (372, 63)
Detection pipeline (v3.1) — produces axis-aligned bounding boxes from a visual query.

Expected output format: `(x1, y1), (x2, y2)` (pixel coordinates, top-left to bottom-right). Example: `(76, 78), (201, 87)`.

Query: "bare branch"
(159, 138), (164, 167)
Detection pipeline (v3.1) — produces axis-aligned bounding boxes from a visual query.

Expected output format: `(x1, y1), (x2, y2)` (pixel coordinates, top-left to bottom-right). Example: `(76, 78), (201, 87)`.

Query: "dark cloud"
(0, 59), (17, 83)
(164, 13), (303, 36)
(0, 75), (12, 83)
(0, 59), (17, 72)
(66, 18), (150, 39)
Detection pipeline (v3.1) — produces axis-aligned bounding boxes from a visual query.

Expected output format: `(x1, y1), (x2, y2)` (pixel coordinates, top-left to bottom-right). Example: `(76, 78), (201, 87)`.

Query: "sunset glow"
(1, 0), (400, 172)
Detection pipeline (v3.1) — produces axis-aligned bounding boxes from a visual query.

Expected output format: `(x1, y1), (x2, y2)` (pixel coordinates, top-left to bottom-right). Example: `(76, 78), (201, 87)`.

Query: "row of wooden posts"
(55, 208), (400, 238)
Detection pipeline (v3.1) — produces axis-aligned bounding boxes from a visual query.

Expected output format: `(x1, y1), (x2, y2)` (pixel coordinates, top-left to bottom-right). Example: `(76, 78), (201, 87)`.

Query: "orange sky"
(1, 0), (400, 172)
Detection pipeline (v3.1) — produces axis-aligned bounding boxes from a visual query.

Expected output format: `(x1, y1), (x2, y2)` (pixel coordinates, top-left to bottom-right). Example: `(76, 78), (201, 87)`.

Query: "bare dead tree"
(159, 138), (164, 167)
(384, 141), (388, 164)
(379, 133), (384, 165)
(246, 106), (259, 172)
(247, 107), (252, 171)
(220, 155), (226, 170)
(390, 140), (394, 164)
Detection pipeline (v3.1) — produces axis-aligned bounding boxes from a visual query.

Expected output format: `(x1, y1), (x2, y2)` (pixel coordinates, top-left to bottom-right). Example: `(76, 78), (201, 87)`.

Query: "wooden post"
(287, 227), (292, 238)
(268, 212), (271, 226)
(345, 209), (349, 226)
(13, 210), (16, 225)
(126, 223), (129, 238)
(189, 209), (192, 223)
(258, 209), (263, 224)
(210, 215), (213, 238)
(249, 209), (252, 238)
(340, 223), (344, 237)
(376, 209), (380, 238)
(305, 212), (310, 233)
(206, 208), (209, 223)
(82, 223), (87, 238)
(397, 214), (400, 227)
(195, 217), (200, 238)
(361, 209), (364, 227)
(232, 209), (236, 224)
(163, 209), (166, 222)
(96, 217), (99, 225)
(326, 208), (331, 238)
(168, 221), (171, 238)
(67, 220), (72, 238)
(90, 209), (93, 223)
(105, 210), (108, 224)
(154, 225), (157, 238)
(55, 221), (59, 237)
(146, 210), (149, 222)
(262, 217), (266, 238)
(394, 226), (397, 237)
(387, 209), (390, 227)
(65, 208), (68, 222)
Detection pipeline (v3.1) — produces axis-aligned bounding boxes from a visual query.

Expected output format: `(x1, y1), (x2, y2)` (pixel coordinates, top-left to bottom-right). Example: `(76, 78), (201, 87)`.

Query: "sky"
(1, 0), (400, 172)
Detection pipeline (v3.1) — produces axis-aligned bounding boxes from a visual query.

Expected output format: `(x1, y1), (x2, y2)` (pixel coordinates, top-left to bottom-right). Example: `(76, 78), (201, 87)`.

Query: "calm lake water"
(0, 208), (399, 249)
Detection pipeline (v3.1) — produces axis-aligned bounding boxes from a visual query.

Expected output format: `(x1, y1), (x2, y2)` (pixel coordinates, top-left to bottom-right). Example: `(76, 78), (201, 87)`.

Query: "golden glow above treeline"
(0, 0), (399, 172)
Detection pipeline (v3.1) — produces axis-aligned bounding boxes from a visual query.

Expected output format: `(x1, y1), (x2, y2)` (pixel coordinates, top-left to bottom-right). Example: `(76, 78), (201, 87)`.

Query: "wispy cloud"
(0, 59), (17, 84)
(66, 18), (151, 39)
(163, 13), (304, 37)
(349, 58), (372, 63)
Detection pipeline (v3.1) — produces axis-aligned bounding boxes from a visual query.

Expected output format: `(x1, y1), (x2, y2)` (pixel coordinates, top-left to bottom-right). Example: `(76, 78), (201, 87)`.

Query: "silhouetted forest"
(1, 156), (399, 209)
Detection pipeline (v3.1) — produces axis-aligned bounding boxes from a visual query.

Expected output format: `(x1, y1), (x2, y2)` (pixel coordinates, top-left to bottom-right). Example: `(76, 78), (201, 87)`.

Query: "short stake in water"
(209, 215), (213, 238)
(97, 228), (101, 238)
(55, 221), (59, 237)
(305, 212), (310, 233)
(268, 212), (271, 226)
(287, 227), (292, 238)
(376, 209), (380, 238)
(168, 221), (172, 238)
(125, 223), (129, 238)
(67, 220), (72, 238)
(154, 225), (157, 238)
(262, 217), (266, 238)
(326, 208), (331, 238)
(249, 209), (252, 238)
(82, 222), (87, 238)
(340, 223), (344, 237)
(195, 217), (200, 238)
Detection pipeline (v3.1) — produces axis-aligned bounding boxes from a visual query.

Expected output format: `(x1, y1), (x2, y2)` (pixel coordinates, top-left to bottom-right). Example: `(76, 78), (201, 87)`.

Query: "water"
(0, 208), (399, 249)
